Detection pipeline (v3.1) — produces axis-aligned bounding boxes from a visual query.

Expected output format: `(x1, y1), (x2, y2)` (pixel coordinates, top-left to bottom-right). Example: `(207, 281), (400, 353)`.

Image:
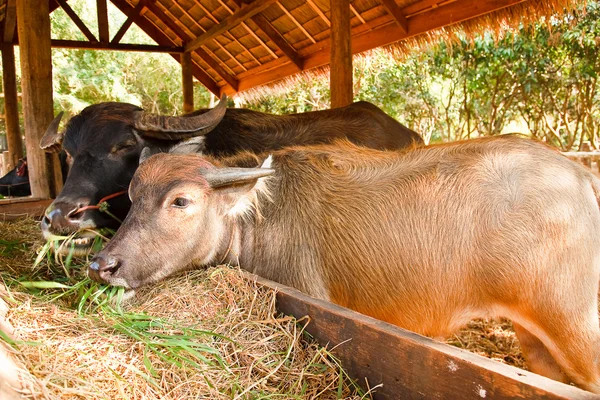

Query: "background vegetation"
(0, 0), (598, 149)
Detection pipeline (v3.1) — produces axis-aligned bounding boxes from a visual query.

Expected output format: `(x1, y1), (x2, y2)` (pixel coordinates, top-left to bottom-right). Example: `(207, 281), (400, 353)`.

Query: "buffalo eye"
(111, 141), (137, 154)
(172, 197), (190, 208)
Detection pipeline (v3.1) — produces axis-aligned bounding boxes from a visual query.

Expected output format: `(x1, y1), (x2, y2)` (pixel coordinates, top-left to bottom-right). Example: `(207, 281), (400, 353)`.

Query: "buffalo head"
(40, 96), (227, 254)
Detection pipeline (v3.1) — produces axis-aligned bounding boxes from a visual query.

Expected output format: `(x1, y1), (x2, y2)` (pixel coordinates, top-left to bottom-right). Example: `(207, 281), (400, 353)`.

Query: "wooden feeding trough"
(255, 275), (597, 399)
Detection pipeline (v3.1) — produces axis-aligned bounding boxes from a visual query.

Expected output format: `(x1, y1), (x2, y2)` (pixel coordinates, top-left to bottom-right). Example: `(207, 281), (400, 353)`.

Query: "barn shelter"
(0, 0), (577, 203)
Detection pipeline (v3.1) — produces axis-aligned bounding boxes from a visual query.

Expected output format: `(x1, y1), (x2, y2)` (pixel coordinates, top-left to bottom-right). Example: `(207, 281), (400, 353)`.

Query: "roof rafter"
(171, 1), (248, 72)
(109, 0), (221, 96)
(379, 0), (409, 34)
(111, 0), (149, 44)
(236, 0), (527, 91)
(56, 0), (98, 42)
(144, 1), (239, 91)
(3, 0), (16, 43)
(231, 0), (303, 70)
(185, 0), (278, 53)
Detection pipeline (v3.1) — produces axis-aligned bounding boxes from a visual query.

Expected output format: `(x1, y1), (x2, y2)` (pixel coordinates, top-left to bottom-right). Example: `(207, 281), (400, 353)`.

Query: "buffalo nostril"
(88, 256), (121, 283)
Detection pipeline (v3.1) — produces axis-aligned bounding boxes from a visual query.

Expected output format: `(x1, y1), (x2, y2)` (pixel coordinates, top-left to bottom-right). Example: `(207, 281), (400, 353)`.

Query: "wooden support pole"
(16, 0), (62, 198)
(330, 0), (353, 108)
(1, 43), (23, 170)
(1, 151), (9, 176)
(181, 52), (194, 114)
(97, 0), (110, 43)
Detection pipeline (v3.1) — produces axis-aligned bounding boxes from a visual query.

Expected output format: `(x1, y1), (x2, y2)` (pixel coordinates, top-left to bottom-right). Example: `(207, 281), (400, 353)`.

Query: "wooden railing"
(563, 151), (600, 173)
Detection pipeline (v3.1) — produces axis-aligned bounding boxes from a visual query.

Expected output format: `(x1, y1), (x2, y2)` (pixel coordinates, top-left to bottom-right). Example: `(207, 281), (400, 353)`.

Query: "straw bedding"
(0, 218), (525, 399)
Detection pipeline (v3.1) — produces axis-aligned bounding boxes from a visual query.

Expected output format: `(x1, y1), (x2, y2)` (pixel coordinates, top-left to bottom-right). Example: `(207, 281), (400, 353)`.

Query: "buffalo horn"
(134, 94), (228, 140)
(203, 167), (275, 189)
(40, 112), (65, 153)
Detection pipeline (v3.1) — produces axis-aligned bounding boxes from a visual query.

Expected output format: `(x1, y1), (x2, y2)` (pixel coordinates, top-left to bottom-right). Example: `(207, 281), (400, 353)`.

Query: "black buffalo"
(40, 96), (423, 253)
(0, 158), (30, 197)
(0, 155), (69, 198)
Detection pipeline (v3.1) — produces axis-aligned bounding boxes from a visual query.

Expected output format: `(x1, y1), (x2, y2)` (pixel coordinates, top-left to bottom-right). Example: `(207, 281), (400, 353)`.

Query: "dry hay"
(0, 218), (527, 399)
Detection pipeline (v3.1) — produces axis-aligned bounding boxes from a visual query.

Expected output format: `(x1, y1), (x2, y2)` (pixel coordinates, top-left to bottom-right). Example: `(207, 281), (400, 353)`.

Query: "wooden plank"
(237, 0), (525, 92)
(111, 0), (148, 44)
(51, 39), (183, 53)
(250, 274), (598, 400)
(380, 0), (409, 33)
(56, 0), (98, 43)
(330, 0), (353, 108)
(16, 0), (57, 199)
(97, 0), (110, 43)
(1, 43), (22, 169)
(109, 0), (221, 96)
(184, 0), (278, 53)
(181, 52), (194, 113)
(0, 199), (53, 221)
(3, 0), (16, 43)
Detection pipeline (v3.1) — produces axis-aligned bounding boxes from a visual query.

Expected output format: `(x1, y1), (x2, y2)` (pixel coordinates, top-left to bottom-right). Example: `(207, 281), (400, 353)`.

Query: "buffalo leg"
(512, 322), (568, 383)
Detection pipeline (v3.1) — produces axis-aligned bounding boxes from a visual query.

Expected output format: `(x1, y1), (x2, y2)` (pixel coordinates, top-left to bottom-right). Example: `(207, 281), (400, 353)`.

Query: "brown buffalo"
(90, 135), (600, 392)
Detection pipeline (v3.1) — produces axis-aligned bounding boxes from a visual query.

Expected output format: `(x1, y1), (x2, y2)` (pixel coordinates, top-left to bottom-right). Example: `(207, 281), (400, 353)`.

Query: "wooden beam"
(185, 0), (278, 53)
(96, 0), (110, 43)
(111, 0), (148, 44)
(56, 0), (98, 42)
(0, 199), (53, 221)
(16, 0), (61, 198)
(181, 52), (194, 113)
(330, 0), (353, 108)
(1, 43), (23, 170)
(252, 274), (598, 400)
(380, 0), (409, 33)
(51, 39), (182, 53)
(3, 0), (16, 43)
(145, 1), (239, 91)
(109, 0), (221, 96)
(237, 0), (526, 92)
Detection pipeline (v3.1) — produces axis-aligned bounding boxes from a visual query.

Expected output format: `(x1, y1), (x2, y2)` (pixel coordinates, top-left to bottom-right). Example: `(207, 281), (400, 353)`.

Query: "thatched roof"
(0, 0), (580, 96)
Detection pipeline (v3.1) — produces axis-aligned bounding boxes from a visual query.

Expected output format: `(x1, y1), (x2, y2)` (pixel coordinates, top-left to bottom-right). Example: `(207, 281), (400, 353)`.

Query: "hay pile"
(0, 218), (526, 399)
(0, 218), (365, 399)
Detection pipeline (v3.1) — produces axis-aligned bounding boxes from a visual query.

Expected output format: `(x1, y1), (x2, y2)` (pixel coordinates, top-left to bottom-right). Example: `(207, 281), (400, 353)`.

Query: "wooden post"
(1, 151), (9, 175)
(581, 141), (592, 168)
(16, 0), (62, 198)
(181, 51), (194, 113)
(330, 0), (353, 108)
(0, 43), (22, 170)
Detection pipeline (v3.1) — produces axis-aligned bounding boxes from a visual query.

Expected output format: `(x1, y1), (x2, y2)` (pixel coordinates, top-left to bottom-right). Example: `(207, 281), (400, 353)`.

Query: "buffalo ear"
(169, 137), (206, 155)
(40, 112), (65, 153)
(202, 167), (275, 189)
(139, 147), (156, 164)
